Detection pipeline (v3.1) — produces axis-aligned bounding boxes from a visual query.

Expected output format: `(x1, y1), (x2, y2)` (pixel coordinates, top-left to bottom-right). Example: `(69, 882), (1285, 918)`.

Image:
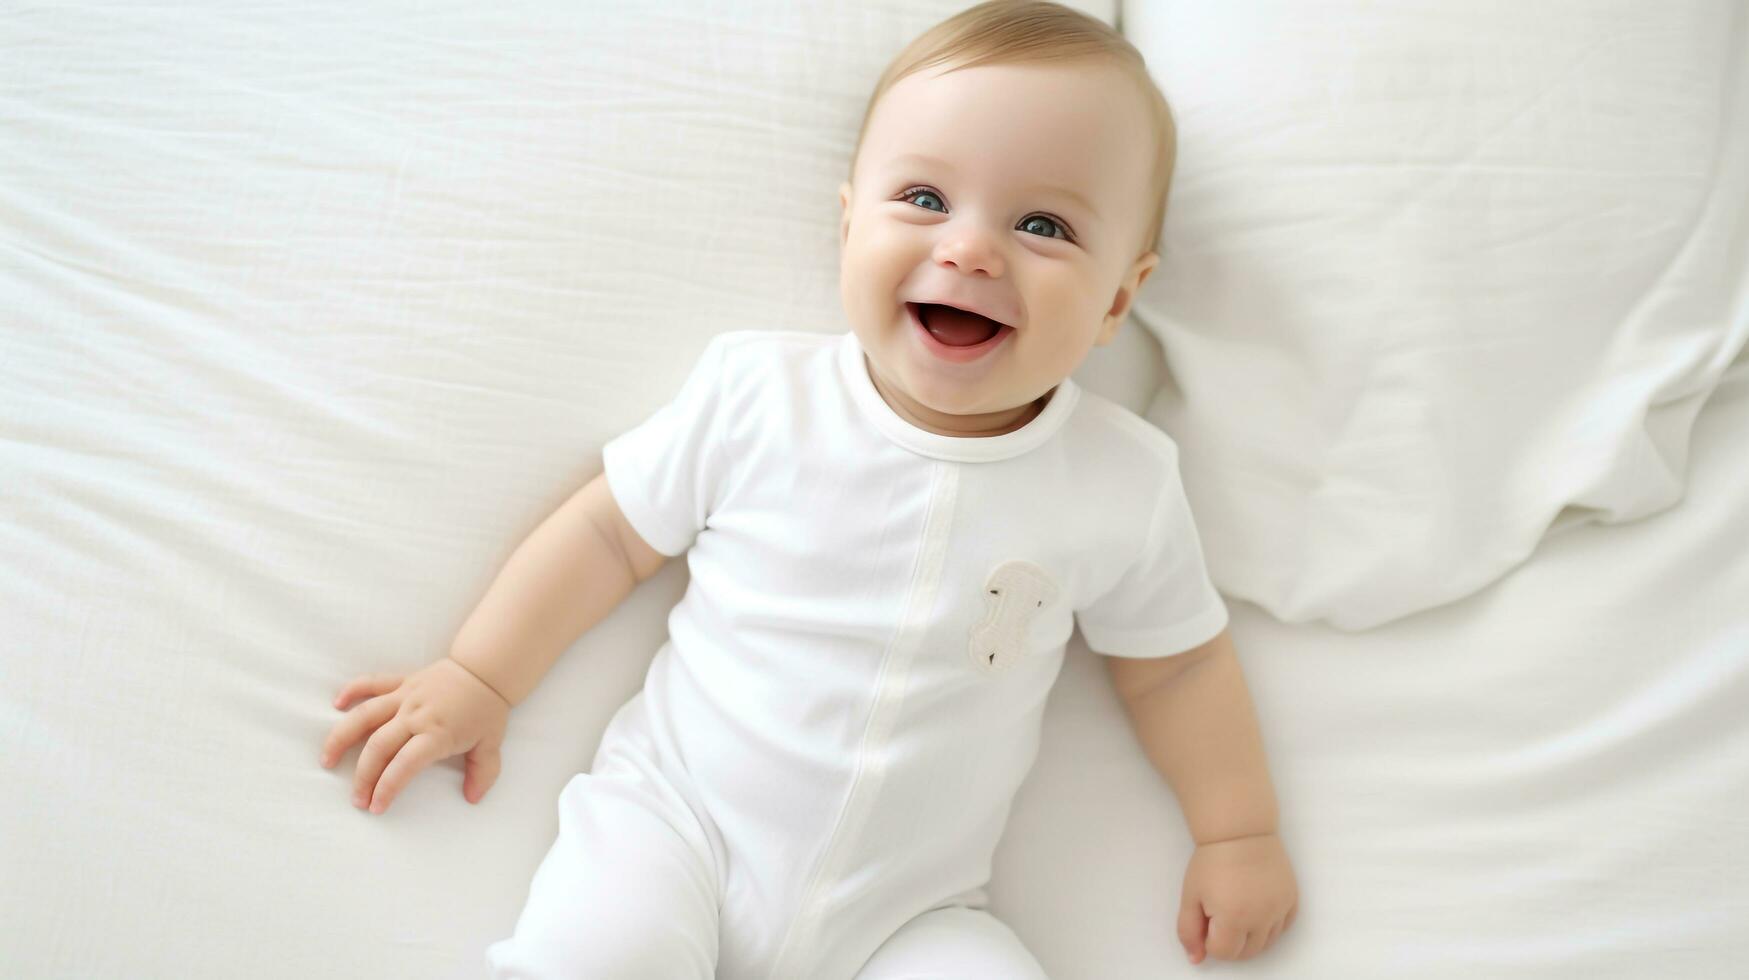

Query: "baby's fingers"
(463, 741), (503, 804)
(367, 732), (447, 814)
(331, 672), (404, 712)
(1241, 924), (1272, 958)
(320, 693), (399, 769)
(1178, 894), (1209, 964)
(1205, 919), (1247, 962)
(353, 718), (414, 812)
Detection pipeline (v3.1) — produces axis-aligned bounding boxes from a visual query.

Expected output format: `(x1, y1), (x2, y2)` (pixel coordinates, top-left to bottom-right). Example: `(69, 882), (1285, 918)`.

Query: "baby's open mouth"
(914, 303), (1004, 347)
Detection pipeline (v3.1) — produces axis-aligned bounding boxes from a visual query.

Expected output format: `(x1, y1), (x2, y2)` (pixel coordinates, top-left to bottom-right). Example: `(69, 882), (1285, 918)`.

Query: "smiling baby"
(320, 3), (1298, 976)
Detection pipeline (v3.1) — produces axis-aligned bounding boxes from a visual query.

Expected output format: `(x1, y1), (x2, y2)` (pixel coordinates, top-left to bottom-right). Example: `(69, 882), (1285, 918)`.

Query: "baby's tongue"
(921, 304), (1002, 347)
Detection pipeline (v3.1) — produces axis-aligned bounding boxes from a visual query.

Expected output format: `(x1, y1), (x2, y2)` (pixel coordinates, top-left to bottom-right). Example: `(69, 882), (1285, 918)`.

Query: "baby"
(318, 1), (1298, 976)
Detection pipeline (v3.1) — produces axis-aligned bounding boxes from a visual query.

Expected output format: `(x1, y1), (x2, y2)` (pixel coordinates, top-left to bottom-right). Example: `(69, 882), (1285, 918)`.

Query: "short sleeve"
(1076, 458), (1229, 658)
(600, 335), (732, 558)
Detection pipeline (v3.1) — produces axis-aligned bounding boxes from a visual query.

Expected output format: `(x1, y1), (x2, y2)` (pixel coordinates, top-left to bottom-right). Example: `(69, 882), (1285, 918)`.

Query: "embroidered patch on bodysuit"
(969, 559), (1059, 675)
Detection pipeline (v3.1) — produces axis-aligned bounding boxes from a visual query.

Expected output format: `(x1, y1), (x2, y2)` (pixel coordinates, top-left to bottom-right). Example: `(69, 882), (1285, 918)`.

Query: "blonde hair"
(848, 0), (1177, 257)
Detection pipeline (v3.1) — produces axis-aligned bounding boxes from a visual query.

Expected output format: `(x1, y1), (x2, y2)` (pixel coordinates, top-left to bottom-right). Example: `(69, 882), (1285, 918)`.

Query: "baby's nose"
(934, 233), (1004, 278)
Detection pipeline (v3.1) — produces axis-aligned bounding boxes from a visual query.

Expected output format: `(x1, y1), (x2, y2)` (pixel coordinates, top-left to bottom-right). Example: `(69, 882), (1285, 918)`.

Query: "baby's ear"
(1130, 250), (1161, 292)
(838, 182), (853, 245)
(1108, 252), (1160, 315)
(1097, 251), (1160, 344)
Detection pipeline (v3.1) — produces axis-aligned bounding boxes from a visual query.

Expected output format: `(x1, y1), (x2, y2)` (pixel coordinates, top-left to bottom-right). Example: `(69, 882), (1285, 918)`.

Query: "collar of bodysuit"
(836, 329), (1079, 463)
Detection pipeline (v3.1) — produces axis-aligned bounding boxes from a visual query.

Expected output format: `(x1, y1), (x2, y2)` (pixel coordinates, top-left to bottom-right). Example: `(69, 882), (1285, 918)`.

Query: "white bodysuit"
(485, 329), (1229, 979)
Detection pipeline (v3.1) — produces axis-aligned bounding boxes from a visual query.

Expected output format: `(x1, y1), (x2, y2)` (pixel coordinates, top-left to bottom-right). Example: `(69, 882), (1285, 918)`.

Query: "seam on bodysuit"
(764, 459), (959, 979)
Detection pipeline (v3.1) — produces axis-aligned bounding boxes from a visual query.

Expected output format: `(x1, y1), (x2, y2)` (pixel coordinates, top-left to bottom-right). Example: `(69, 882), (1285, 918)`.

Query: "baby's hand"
(318, 657), (511, 815)
(1178, 832), (1299, 964)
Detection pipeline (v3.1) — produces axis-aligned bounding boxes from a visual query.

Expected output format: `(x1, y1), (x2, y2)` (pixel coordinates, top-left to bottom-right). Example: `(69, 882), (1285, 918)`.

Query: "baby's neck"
(863, 356), (1054, 438)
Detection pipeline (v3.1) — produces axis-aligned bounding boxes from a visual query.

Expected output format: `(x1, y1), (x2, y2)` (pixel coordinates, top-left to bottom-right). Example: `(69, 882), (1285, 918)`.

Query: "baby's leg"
(484, 762), (720, 979)
(853, 906), (1049, 980)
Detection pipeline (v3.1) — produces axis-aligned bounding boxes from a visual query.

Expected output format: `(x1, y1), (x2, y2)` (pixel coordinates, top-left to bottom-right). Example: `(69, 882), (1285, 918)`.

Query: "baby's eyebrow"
(889, 152), (1100, 219)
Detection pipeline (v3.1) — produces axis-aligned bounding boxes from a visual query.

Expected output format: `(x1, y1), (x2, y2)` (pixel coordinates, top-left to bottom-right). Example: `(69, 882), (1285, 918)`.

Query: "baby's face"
(839, 60), (1159, 438)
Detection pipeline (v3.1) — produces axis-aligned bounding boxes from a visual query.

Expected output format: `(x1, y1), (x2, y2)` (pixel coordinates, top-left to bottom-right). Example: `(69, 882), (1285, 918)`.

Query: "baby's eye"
(1019, 214), (1070, 241)
(899, 186), (946, 213)
(897, 186), (1074, 243)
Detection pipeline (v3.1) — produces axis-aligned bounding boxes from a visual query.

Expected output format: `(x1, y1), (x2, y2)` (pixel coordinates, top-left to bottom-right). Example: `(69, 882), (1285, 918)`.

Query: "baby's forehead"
(880, 62), (1150, 153)
(861, 61), (1157, 220)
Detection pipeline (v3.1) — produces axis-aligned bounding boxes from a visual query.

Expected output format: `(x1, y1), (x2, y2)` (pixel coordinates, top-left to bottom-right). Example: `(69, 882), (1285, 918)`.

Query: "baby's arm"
(448, 470), (669, 706)
(1107, 628), (1277, 842)
(1106, 627), (1299, 964)
(320, 470), (668, 813)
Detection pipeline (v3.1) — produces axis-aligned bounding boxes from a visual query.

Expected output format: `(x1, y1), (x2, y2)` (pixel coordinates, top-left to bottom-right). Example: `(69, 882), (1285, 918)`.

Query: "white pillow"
(1124, 0), (1749, 629)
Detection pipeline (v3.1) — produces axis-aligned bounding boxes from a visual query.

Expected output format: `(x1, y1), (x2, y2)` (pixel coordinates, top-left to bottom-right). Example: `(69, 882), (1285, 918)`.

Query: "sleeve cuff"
(601, 439), (690, 558)
(1079, 601), (1230, 659)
